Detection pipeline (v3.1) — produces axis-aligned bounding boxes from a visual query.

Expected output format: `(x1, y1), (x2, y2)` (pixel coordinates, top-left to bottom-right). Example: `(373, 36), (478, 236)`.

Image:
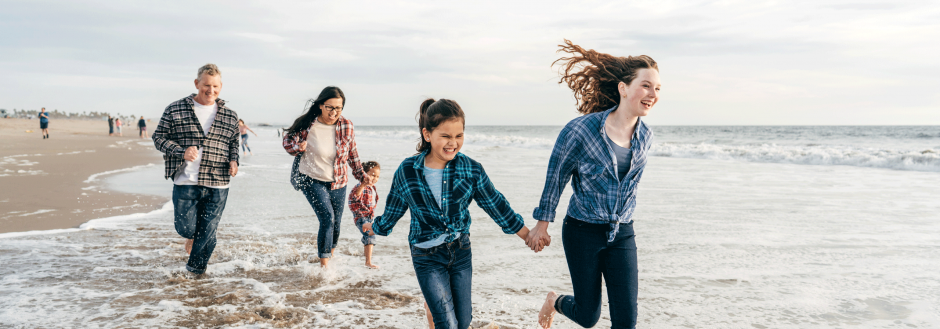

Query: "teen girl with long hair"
(528, 40), (661, 329)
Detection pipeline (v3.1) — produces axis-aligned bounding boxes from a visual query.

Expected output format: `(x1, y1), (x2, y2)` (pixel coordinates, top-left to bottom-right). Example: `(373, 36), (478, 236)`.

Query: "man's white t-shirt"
(174, 100), (228, 188)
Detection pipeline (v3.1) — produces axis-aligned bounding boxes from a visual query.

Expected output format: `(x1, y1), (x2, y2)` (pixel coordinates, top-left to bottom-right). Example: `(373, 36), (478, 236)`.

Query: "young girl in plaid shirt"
(362, 98), (532, 329)
(348, 160), (381, 269)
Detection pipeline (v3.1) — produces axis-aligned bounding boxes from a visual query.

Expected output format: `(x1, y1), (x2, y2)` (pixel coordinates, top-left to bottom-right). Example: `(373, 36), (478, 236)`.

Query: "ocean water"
(0, 125), (938, 328)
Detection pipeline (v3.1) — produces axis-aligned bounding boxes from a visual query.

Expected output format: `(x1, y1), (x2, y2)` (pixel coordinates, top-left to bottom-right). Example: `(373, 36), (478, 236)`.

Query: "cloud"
(0, 0), (938, 125)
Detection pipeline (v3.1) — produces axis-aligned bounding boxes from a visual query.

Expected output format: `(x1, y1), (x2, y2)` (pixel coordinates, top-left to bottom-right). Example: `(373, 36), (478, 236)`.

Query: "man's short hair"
(197, 64), (221, 80)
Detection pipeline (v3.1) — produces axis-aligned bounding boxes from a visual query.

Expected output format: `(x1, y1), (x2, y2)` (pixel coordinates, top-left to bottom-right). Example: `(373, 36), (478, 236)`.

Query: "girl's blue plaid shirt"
(370, 151), (525, 245)
(533, 105), (653, 242)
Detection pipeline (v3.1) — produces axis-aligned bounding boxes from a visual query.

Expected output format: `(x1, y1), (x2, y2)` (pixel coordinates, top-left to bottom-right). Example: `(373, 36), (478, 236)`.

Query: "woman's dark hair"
(553, 39), (658, 115)
(362, 161), (380, 173)
(286, 86), (345, 134)
(416, 98), (465, 153)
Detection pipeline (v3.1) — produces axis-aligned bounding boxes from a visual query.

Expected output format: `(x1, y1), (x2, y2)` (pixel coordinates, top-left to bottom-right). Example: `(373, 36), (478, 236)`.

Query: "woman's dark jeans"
(557, 216), (638, 328)
(172, 185), (229, 275)
(297, 174), (347, 258)
(412, 234), (473, 329)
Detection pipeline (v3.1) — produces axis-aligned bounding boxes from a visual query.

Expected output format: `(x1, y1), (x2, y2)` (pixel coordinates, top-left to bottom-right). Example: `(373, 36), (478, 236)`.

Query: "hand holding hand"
(229, 161), (238, 176)
(183, 146), (198, 162)
(526, 221), (552, 253)
(362, 222), (375, 236)
(298, 141), (307, 152)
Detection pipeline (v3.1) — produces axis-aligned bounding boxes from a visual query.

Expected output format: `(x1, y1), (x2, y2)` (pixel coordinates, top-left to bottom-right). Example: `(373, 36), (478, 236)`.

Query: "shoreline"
(0, 118), (170, 233)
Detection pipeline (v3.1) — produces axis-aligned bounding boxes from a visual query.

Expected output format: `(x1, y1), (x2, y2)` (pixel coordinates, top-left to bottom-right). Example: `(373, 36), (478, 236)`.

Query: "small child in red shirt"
(348, 161), (381, 269)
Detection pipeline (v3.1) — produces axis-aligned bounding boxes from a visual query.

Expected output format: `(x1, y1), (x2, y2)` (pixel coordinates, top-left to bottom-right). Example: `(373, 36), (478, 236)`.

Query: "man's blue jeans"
(297, 174), (347, 258)
(557, 216), (638, 329)
(172, 185), (229, 275)
(411, 233), (473, 329)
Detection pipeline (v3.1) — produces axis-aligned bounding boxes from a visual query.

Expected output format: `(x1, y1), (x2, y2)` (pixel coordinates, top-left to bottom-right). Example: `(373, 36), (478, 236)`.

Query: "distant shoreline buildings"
(0, 108), (145, 123)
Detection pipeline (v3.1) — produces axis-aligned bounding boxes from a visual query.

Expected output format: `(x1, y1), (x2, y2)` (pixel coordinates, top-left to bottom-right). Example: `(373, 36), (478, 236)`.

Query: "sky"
(1, 0), (938, 126)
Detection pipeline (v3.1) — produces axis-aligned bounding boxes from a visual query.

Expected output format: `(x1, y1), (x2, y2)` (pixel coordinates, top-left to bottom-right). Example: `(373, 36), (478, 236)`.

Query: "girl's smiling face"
(619, 68), (661, 117)
(422, 118), (464, 168)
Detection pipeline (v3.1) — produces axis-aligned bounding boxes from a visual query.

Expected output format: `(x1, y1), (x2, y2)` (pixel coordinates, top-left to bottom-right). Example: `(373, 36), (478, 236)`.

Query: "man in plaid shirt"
(152, 63), (240, 276)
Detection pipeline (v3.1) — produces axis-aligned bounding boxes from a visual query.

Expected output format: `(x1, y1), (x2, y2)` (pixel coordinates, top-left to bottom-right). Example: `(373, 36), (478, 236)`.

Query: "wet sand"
(0, 118), (168, 233)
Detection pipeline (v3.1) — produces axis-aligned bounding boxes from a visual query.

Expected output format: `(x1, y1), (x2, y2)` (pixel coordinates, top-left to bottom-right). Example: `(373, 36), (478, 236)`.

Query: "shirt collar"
(187, 93), (226, 108)
(413, 150), (466, 172)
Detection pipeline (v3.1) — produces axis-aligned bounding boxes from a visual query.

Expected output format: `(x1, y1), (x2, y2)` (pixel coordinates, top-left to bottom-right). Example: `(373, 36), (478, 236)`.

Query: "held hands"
(298, 141), (307, 152)
(362, 222), (375, 236)
(525, 221), (552, 253)
(361, 173), (376, 186)
(183, 146), (198, 162)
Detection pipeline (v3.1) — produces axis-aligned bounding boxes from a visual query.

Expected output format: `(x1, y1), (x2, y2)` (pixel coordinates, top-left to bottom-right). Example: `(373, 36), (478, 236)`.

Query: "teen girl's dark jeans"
(411, 233), (473, 329)
(172, 185), (229, 275)
(557, 215), (638, 328)
(297, 174), (347, 259)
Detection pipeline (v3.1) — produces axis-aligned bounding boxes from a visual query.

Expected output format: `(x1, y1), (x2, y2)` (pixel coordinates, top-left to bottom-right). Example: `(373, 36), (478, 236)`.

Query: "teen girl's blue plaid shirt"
(371, 151), (525, 245)
(533, 105), (653, 242)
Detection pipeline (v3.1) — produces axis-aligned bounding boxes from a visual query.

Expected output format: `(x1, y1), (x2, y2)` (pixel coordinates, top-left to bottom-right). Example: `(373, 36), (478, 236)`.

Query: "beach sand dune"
(0, 118), (167, 233)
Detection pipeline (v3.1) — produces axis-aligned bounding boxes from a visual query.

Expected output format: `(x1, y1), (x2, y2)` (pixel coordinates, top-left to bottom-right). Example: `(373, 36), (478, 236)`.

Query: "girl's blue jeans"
(411, 233), (473, 329)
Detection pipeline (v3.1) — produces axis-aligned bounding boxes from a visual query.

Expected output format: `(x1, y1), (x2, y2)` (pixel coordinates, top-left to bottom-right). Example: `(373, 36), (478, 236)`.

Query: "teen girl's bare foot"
(365, 262), (379, 269)
(184, 239), (193, 255)
(538, 291), (559, 328)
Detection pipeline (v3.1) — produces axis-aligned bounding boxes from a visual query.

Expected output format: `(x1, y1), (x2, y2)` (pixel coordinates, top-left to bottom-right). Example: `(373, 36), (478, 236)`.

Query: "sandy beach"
(0, 118), (168, 233)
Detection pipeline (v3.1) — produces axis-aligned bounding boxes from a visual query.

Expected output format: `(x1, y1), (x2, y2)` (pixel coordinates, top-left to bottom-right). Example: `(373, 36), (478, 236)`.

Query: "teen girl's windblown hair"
(415, 98), (465, 154)
(553, 39), (658, 115)
(286, 86), (346, 134)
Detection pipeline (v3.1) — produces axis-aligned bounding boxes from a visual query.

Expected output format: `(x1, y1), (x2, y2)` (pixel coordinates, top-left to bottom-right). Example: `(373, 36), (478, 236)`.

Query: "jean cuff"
(318, 253), (332, 259)
(186, 265), (205, 275)
(555, 294), (566, 313)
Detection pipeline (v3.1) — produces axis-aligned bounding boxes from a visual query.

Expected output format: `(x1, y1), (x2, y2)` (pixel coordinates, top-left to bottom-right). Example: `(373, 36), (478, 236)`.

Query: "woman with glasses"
(282, 86), (374, 267)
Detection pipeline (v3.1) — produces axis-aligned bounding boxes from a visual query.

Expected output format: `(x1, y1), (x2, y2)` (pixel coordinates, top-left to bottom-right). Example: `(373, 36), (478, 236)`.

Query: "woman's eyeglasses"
(323, 105), (343, 113)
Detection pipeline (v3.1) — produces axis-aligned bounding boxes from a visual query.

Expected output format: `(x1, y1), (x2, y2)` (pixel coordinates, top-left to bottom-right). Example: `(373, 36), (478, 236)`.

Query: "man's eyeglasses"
(323, 105), (343, 113)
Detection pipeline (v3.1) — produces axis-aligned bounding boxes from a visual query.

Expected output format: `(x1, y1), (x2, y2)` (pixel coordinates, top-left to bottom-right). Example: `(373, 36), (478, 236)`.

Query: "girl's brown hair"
(416, 98), (465, 154)
(554, 39), (658, 114)
(362, 161), (380, 173)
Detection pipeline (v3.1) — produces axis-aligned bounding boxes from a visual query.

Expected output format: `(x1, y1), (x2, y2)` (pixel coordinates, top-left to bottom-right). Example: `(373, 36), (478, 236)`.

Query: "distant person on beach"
(362, 98), (532, 329)
(282, 86), (373, 268)
(152, 63), (241, 276)
(238, 119), (258, 155)
(39, 107), (50, 139)
(114, 117), (122, 136)
(138, 116), (148, 139)
(528, 40), (660, 329)
(347, 160), (381, 269)
(108, 115), (114, 136)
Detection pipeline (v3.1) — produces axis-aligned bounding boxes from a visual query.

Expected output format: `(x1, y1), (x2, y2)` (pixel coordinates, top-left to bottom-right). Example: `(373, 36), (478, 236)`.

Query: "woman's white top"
(299, 120), (337, 182)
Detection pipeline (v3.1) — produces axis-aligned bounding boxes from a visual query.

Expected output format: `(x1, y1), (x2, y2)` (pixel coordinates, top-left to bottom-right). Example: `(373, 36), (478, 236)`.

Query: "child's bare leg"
(424, 301), (434, 329)
(184, 239), (193, 255)
(364, 244), (379, 268)
(538, 291), (559, 328)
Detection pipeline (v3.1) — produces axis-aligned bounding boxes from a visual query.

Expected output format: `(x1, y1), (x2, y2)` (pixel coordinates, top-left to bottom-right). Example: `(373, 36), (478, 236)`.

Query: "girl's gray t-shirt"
(605, 134), (633, 181)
